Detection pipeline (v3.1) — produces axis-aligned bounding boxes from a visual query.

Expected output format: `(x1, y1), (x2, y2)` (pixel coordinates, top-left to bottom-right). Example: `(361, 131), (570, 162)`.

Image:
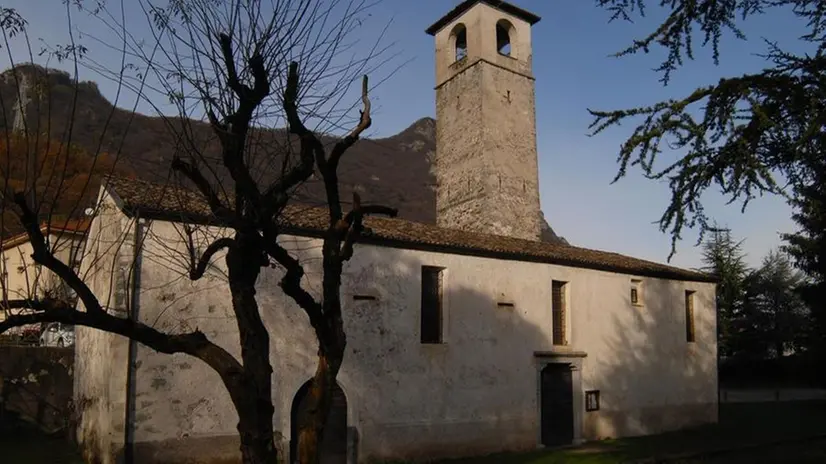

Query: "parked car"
(39, 322), (75, 347)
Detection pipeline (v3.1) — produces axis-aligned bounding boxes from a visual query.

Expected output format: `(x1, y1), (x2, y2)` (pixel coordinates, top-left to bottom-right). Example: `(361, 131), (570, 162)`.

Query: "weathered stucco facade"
(73, 192), (133, 464)
(0, 222), (87, 323)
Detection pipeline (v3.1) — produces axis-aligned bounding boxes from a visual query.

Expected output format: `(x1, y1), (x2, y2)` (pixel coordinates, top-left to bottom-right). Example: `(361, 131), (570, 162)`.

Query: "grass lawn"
(681, 437), (826, 463)
(431, 401), (826, 464)
(3, 401), (826, 463)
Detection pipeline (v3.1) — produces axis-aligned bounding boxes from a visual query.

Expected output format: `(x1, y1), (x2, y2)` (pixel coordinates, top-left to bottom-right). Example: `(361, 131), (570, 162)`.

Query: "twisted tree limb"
(184, 231), (236, 280)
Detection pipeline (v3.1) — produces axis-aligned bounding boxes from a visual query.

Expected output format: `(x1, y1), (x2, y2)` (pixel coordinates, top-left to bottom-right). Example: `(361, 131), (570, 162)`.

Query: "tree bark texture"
(228, 236), (278, 464)
(296, 239), (347, 464)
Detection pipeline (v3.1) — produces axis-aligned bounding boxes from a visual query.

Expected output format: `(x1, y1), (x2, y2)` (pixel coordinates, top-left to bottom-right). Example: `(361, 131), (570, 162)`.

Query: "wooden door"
(320, 386), (348, 464)
(540, 363), (574, 447)
(291, 382), (348, 464)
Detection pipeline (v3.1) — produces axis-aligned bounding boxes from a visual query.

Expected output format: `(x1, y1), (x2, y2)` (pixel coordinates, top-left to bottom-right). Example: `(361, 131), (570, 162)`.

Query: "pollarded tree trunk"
(296, 243), (348, 464)
(296, 338), (345, 464)
(237, 407), (278, 464)
(237, 411), (278, 464)
(227, 238), (278, 464)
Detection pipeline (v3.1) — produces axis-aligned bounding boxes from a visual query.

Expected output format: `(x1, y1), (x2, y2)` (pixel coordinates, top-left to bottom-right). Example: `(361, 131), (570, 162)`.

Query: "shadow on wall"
(586, 279), (717, 440)
(99, 221), (716, 464)
(321, 245), (559, 463)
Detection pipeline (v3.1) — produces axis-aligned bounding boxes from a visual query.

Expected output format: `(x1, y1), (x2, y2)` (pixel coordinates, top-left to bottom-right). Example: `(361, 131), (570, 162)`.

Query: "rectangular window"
(685, 290), (696, 343)
(421, 266), (444, 344)
(631, 279), (643, 306)
(552, 280), (567, 346)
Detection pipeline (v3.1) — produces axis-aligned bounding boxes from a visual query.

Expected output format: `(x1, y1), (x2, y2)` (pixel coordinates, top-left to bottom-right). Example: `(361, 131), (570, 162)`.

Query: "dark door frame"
(534, 350), (587, 446)
(290, 380), (350, 464)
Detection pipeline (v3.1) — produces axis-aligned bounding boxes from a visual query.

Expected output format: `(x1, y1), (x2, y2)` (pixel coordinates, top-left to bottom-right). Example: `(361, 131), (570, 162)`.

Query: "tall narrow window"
(421, 266), (444, 344)
(685, 290), (696, 343)
(552, 280), (567, 346)
(631, 279), (643, 306)
(496, 20), (512, 56)
(454, 25), (467, 61)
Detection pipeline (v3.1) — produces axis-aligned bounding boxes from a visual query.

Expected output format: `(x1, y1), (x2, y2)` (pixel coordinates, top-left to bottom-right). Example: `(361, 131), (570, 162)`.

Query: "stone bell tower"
(427, 0), (542, 241)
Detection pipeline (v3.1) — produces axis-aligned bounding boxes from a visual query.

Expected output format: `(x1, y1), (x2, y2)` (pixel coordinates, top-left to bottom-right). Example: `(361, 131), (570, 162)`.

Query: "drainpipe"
(124, 215), (143, 464)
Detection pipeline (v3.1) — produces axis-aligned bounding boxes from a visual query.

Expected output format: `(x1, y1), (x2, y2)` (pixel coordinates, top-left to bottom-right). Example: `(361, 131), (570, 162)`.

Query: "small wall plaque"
(585, 390), (600, 412)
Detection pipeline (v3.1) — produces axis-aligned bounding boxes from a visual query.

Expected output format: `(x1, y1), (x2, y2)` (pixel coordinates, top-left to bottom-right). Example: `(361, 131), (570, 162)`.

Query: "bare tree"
(0, 1), (398, 463)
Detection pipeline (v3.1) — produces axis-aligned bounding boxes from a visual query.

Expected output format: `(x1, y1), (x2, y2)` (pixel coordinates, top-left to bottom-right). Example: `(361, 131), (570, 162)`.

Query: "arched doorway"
(290, 380), (348, 464)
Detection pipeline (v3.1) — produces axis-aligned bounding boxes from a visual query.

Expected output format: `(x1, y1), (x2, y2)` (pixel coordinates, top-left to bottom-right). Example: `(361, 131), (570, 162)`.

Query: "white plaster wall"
(73, 193), (133, 464)
(129, 219), (242, 451)
(1, 241), (39, 304)
(560, 265), (718, 439)
(113, 213), (717, 463)
(0, 233), (83, 309)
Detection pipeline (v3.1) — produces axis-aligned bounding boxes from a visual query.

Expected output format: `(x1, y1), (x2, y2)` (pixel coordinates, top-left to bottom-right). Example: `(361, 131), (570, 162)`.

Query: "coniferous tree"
(782, 156), (826, 362)
(591, 0), (826, 265)
(739, 250), (809, 359)
(700, 226), (749, 359)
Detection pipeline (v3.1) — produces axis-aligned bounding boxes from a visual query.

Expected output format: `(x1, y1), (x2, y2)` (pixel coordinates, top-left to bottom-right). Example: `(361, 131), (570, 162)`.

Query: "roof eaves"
(1, 222), (89, 251)
(106, 178), (716, 284)
(426, 0), (541, 36)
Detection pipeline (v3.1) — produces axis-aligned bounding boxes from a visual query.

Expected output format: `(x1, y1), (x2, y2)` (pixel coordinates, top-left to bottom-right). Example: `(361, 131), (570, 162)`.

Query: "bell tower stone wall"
(428, 1), (542, 241)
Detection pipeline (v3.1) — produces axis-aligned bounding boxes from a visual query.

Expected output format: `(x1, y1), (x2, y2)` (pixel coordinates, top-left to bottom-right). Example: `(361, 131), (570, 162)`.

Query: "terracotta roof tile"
(1, 217), (91, 250)
(104, 177), (715, 283)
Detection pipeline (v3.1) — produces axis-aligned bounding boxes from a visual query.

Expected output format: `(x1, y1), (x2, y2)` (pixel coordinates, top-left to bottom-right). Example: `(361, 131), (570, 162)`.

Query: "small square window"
(586, 390), (600, 412)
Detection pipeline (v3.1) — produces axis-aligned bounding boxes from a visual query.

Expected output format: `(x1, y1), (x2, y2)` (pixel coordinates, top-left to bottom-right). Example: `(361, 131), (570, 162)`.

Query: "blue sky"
(1, 0), (807, 270)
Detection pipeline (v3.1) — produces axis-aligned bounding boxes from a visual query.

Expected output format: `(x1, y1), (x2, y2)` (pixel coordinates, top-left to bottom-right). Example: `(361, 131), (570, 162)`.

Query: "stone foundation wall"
(109, 434), (288, 464)
(0, 346), (74, 433)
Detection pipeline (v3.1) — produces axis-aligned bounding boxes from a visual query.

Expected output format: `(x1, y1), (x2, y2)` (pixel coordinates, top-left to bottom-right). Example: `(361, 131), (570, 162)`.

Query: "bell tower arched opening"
(496, 19), (513, 57)
(453, 24), (468, 61)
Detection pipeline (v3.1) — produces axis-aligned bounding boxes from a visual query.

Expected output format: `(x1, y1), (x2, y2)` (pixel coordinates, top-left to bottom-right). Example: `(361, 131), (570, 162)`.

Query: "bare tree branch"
(261, 225), (323, 330)
(328, 75), (371, 172)
(171, 156), (235, 221)
(338, 192), (396, 261)
(215, 32), (268, 213)
(13, 191), (103, 315)
(0, 298), (244, 384)
(186, 232), (235, 280)
(310, 72), (373, 225)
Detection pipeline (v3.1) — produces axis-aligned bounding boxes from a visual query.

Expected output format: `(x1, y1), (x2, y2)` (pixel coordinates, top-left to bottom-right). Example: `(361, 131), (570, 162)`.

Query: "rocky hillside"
(0, 65), (566, 244)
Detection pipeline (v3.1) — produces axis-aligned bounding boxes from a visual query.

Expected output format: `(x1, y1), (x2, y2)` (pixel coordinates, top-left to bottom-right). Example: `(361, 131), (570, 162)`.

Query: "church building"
(73, 1), (719, 463)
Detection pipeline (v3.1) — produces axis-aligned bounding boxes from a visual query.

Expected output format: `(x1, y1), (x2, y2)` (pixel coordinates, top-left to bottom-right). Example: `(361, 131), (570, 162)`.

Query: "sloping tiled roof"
(426, 0), (542, 36)
(1, 218), (91, 251)
(103, 177), (715, 283)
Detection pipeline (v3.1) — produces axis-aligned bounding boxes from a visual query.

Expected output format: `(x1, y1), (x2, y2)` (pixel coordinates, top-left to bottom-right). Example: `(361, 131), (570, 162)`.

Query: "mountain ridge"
(0, 65), (566, 244)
